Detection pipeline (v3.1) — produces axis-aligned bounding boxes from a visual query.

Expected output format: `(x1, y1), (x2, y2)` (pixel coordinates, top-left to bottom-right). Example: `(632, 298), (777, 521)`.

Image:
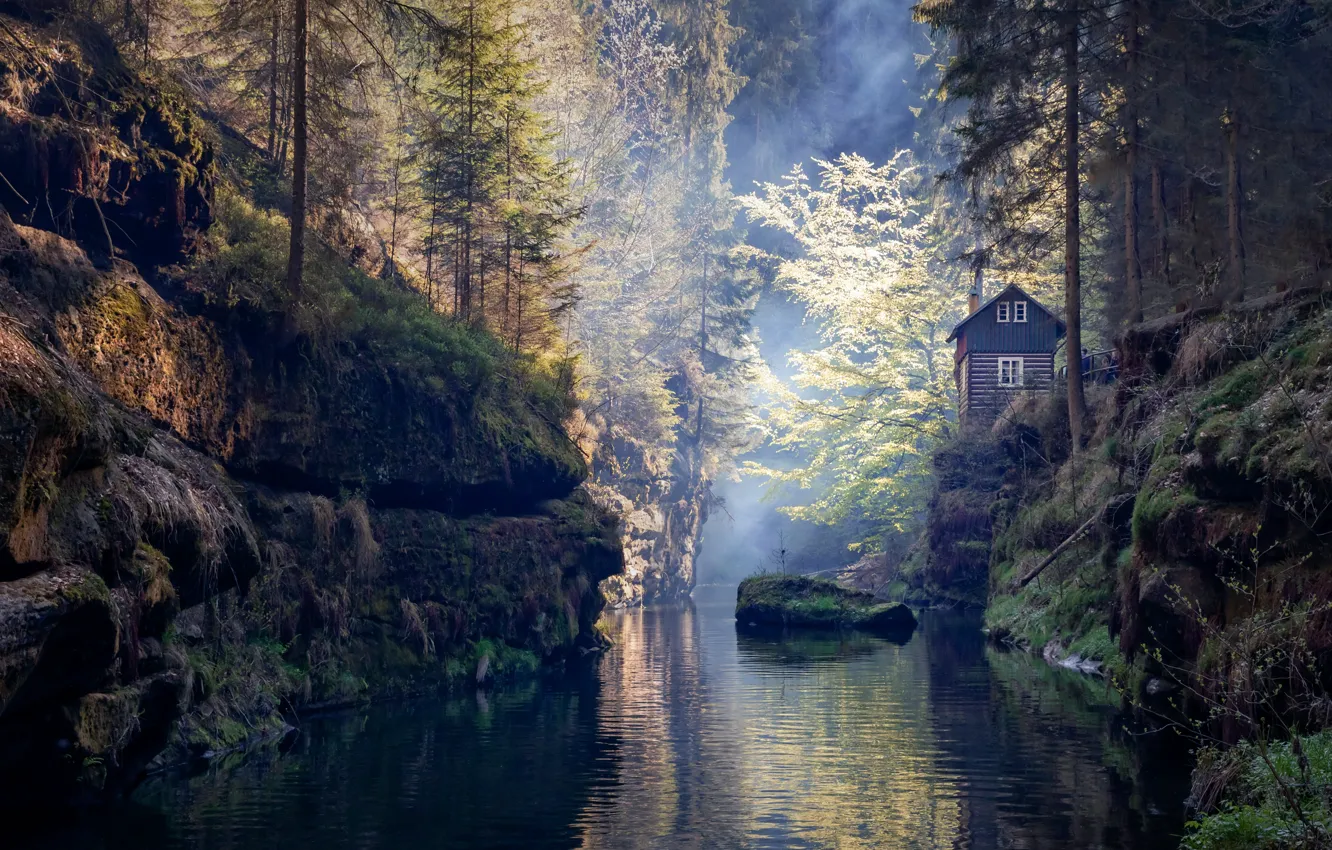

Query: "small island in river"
(735, 575), (917, 635)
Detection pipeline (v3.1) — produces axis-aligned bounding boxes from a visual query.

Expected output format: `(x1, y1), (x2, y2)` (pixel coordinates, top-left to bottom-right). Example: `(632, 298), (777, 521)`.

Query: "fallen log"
(1014, 494), (1134, 589)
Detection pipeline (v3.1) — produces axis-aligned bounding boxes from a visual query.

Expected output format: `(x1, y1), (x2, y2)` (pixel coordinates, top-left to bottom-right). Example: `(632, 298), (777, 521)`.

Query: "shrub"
(1184, 731), (1332, 850)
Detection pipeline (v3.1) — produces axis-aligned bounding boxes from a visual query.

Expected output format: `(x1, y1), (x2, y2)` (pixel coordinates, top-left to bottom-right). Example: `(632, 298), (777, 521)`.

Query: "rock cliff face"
(590, 438), (708, 609)
(0, 17), (213, 265)
(0, 12), (620, 811)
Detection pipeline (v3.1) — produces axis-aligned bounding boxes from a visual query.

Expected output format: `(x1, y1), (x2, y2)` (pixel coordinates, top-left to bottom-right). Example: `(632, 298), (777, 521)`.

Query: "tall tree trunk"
(425, 184), (439, 308)
(1123, 0), (1142, 324)
(142, 0), (151, 64)
(1152, 161), (1170, 291)
(1225, 108), (1245, 302)
(503, 113), (513, 338)
(277, 67), (293, 174)
(286, 0), (308, 298)
(1064, 6), (1086, 450)
(514, 256), (525, 351)
(388, 102), (403, 286)
(464, 0), (478, 323)
(267, 8), (279, 163)
(695, 254), (708, 446)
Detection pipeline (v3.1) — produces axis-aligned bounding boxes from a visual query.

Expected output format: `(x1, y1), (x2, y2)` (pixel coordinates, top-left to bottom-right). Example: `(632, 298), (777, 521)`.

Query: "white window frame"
(997, 302), (1011, 322)
(1014, 300), (1028, 323)
(998, 357), (1025, 387)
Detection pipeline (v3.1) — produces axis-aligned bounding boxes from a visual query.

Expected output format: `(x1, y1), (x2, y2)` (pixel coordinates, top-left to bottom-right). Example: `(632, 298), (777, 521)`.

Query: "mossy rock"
(735, 575), (917, 635)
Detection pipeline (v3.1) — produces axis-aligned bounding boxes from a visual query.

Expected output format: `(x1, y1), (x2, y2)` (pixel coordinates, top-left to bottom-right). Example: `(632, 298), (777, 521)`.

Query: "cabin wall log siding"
(961, 353), (1057, 423)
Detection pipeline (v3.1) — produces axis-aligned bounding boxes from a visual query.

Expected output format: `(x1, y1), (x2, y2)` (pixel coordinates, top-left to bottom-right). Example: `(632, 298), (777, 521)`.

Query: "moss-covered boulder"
(735, 575), (917, 634)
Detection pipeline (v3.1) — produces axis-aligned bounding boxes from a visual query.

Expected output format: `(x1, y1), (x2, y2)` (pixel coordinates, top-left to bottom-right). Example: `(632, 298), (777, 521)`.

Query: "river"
(19, 592), (1194, 849)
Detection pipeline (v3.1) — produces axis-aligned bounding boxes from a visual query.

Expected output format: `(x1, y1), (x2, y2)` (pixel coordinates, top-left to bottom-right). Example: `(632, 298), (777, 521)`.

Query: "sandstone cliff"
(0, 12), (620, 810)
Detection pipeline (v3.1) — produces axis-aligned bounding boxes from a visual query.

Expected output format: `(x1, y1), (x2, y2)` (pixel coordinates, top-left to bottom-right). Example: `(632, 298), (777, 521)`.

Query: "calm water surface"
(23, 594), (1193, 849)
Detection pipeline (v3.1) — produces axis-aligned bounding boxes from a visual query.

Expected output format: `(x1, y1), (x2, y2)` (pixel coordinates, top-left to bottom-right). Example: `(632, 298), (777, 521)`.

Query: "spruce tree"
(416, 0), (578, 345)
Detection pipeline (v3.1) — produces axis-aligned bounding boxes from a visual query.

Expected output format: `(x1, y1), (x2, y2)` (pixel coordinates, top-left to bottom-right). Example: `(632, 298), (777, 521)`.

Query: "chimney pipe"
(968, 267), (984, 315)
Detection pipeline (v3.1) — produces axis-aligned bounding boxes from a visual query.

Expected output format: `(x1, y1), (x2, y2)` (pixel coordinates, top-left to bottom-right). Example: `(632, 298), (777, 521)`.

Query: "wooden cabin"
(947, 283), (1065, 426)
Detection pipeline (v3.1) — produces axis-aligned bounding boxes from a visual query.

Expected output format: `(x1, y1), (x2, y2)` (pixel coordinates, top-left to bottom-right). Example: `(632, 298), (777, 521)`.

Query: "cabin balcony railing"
(1057, 349), (1118, 384)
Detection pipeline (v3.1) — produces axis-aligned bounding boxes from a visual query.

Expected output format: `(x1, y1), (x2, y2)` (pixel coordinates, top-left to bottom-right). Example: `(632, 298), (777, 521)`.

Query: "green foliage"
(1198, 361), (1264, 414)
(412, 0), (580, 348)
(184, 635), (301, 753)
(1131, 452), (1197, 544)
(194, 187), (572, 417)
(1184, 732), (1332, 850)
(985, 574), (1115, 656)
(738, 152), (964, 545)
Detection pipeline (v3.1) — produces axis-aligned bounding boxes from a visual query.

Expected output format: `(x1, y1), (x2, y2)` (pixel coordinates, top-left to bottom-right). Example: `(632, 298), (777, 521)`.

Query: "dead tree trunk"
(1225, 108), (1246, 303)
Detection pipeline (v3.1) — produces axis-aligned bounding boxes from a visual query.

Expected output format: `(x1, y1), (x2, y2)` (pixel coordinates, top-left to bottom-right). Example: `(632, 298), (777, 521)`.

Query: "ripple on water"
(16, 604), (1191, 850)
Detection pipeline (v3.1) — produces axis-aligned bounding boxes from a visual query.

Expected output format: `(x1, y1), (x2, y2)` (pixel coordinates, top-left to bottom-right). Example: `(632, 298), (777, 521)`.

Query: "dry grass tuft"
(399, 598), (433, 657)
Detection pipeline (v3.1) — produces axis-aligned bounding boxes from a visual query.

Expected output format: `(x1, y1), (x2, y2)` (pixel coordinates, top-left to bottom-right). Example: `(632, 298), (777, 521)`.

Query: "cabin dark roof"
(946, 283), (1066, 343)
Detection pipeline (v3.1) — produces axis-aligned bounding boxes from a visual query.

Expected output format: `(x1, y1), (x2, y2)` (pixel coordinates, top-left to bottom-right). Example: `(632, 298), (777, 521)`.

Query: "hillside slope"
(910, 289), (1332, 722)
(0, 11), (620, 809)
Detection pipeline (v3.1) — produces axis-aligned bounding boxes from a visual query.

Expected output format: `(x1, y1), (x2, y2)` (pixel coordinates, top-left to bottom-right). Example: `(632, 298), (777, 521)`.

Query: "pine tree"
(415, 0), (578, 346)
(914, 0), (1120, 450)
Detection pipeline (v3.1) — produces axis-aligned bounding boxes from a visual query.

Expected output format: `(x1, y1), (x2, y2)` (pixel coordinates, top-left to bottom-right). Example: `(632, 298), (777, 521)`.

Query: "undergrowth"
(1184, 731), (1332, 850)
(190, 187), (573, 418)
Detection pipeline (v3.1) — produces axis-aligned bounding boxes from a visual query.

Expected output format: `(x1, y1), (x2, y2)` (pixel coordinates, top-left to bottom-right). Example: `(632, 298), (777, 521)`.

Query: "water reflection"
(582, 600), (1188, 849)
(16, 597), (1191, 850)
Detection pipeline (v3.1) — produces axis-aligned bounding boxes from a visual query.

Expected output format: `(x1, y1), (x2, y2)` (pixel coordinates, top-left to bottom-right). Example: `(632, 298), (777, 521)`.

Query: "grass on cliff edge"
(189, 186), (573, 419)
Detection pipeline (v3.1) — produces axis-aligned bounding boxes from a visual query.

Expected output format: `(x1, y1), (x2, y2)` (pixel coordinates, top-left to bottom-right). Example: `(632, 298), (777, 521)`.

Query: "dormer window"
(1014, 301), (1028, 323)
(997, 302), (1010, 322)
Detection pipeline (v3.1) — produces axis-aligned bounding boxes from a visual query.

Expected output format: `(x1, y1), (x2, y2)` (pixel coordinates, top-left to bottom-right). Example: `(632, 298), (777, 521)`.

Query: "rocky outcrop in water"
(735, 575), (917, 635)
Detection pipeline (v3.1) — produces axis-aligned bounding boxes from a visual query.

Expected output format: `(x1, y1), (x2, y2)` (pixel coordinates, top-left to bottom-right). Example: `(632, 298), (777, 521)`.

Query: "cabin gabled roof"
(946, 283), (1066, 343)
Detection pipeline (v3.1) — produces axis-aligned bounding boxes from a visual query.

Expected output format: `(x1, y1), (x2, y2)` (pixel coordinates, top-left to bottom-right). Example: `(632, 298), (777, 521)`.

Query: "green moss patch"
(736, 574), (917, 634)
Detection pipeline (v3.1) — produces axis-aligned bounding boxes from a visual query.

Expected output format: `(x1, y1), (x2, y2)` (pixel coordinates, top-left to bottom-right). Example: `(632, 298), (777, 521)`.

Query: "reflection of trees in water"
(584, 606), (965, 848)
(579, 605), (752, 848)
(918, 610), (1191, 850)
(734, 627), (893, 667)
(82, 609), (1195, 850)
(587, 607), (1190, 850)
(114, 687), (612, 850)
(979, 648), (1191, 849)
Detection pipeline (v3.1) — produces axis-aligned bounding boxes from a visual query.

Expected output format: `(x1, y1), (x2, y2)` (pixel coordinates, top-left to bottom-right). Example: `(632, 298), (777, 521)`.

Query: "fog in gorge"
(696, 0), (926, 588)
